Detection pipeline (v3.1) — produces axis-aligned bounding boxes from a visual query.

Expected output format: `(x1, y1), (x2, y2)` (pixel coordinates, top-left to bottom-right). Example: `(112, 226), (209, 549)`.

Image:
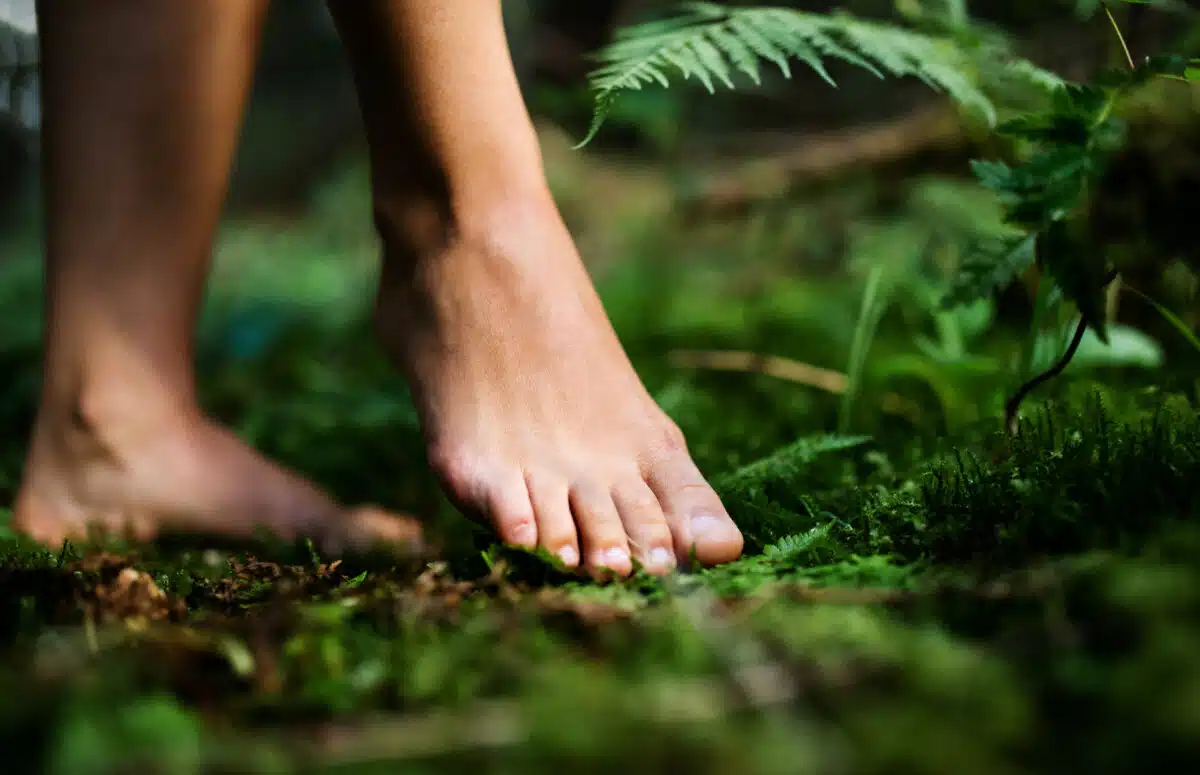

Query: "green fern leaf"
(577, 3), (1001, 147)
(707, 24), (763, 84)
(1000, 59), (1068, 94)
(727, 15), (796, 79)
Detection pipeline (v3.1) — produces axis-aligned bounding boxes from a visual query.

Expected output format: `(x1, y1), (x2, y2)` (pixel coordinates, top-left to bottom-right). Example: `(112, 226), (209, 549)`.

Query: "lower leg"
(15, 0), (419, 552)
(327, 0), (743, 574)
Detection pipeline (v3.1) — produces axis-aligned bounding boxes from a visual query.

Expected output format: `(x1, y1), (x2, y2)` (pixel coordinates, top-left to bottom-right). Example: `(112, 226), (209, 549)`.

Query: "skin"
(12, 0), (745, 576)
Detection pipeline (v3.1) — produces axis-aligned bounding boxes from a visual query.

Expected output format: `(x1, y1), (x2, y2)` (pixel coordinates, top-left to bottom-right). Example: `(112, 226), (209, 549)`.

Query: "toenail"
(557, 546), (580, 567)
(511, 522), (537, 546)
(689, 514), (724, 539)
(649, 547), (675, 570)
(599, 547), (630, 568)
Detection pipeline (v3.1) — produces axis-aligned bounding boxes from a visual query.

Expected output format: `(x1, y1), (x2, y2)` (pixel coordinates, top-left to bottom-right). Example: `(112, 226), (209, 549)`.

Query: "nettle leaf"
(959, 65), (1126, 322)
(1089, 116), (1128, 153)
(976, 146), (1097, 230)
(969, 159), (1019, 198)
(996, 112), (1093, 146)
(1051, 83), (1111, 119)
(1038, 220), (1110, 342)
(943, 233), (1037, 308)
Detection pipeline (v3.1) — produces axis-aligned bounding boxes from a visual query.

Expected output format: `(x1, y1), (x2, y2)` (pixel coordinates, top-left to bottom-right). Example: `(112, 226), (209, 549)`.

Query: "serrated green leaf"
(970, 160), (1017, 194)
(1038, 220), (1110, 343)
(944, 233), (1038, 307)
(997, 113), (1093, 146)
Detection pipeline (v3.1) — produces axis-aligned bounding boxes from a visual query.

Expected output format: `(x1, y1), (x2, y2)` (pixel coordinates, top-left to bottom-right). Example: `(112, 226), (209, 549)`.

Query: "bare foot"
(375, 196), (744, 577)
(12, 400), (423, 555)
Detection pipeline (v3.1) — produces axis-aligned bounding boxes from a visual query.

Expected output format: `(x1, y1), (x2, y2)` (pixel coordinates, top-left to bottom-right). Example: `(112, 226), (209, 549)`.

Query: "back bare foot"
(13, 400), (422, 555)
(375, 196), (744, 577)
(21, 0), (419, 560)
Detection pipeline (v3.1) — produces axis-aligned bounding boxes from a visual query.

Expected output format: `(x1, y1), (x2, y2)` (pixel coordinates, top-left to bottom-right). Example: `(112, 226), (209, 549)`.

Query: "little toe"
(569, 482), (633, 578)
(525, 471), (580, 569)
(646, 459), (743, 567)
(612, 478), (676, 575)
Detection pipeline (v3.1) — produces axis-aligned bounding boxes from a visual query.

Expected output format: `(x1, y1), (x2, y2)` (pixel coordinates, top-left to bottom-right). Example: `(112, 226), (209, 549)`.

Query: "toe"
(431, 447), (538, 549)
(341, 506), (425, 555)
(612, 477), (676, 574)
(569, 482), (633, 578)
(123, 509), (160, 543)
(646, 458), (743, 567)
(525, 471), (580, 569)
(483, 469), (540, 549)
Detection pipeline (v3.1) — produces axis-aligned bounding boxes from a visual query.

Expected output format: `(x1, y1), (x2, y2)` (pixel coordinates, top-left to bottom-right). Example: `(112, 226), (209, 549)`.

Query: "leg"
(13, 0), (420, 553)
(326, 0), (743, 575)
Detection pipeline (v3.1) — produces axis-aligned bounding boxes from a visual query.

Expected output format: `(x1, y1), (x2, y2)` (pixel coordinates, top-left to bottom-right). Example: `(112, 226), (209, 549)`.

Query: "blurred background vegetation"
(5, 0), (1197, 388)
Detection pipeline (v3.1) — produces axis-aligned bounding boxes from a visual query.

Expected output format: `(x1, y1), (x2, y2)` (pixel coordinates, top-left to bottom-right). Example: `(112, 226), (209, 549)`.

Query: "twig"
(669, 349), (848, 393)
(1103, 3), (1138, 72)
(677, 104), (971, 218)
(668, 348), (923, 420)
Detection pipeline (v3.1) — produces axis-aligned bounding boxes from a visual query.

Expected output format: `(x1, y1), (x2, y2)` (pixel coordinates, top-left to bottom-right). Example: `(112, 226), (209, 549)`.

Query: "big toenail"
(557, 546), (580, 567)
(649, 547), (675, 569)
(689, 514), (723, 539)
(600, 547), (629, 568)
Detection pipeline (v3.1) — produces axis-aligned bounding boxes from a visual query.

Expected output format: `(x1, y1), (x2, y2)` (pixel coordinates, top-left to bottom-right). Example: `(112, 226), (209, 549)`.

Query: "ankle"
(35, 372), (198, 459)
(372, 184), (559, 266)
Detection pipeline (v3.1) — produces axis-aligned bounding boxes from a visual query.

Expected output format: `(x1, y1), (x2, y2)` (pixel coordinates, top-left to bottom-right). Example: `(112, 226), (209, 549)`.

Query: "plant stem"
(1103, 2), (1137, 71)
(1005, 269), (1120, 435)
(1004, 316), (1089, 436)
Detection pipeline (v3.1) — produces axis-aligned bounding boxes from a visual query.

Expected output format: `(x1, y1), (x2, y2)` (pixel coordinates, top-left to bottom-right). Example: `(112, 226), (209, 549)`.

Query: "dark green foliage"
(952, 63), (1191, 342)
(587, 1), (1200, 380)
(943, 232), (1036, 307)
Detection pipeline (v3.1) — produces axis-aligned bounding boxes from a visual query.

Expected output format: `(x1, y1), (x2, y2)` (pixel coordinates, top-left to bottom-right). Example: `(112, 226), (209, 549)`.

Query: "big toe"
(646, 458), (743, 567)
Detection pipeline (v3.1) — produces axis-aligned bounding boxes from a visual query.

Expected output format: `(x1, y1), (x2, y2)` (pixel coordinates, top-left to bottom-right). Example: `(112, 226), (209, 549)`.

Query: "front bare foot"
(13, 399), (422, 555)
(375, 196), (743, 577)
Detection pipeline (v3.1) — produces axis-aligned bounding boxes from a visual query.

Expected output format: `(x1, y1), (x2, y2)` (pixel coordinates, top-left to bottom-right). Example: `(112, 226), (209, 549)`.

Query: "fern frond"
(715, 433), (872, 495)
(578, 3), (999, 147)
(999, 59), (1068, 94)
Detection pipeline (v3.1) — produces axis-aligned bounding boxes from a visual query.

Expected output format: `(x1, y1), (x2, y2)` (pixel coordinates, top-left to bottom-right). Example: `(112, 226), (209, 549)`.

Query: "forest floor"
(1, 143), (1198, 774)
